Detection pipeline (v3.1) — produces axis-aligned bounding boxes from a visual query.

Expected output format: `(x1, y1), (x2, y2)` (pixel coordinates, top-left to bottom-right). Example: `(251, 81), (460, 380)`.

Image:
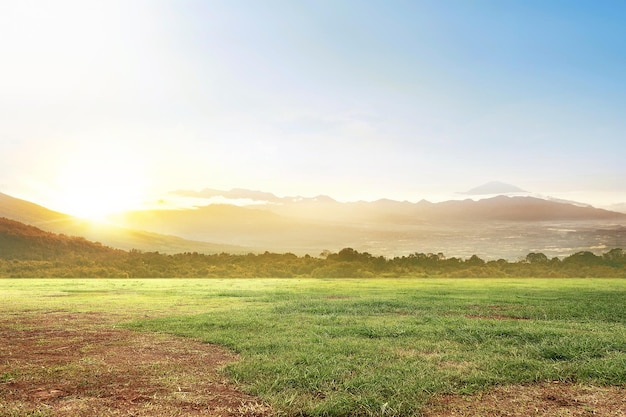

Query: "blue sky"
(1, 0), (625, 217)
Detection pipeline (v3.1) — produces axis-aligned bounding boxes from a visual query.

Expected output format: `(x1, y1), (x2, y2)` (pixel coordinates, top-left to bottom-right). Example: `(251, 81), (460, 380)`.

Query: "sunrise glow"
(49, 145), (149, 220)
(1, 1), (625, 213)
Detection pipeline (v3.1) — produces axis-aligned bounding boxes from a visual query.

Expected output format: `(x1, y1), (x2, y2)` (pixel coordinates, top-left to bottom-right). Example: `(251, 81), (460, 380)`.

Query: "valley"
(2, 187), (625, 260)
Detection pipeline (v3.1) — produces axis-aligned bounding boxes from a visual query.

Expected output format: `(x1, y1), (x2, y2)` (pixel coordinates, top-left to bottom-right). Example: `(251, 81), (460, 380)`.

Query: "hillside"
(0, 217), (119, 260)
(0, 192), (71, 225)
(0, 192), (248, 254)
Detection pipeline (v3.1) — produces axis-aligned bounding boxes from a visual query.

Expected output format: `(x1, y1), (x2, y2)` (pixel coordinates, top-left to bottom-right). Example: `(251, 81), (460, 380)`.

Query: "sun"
(52, 145), (150, 221)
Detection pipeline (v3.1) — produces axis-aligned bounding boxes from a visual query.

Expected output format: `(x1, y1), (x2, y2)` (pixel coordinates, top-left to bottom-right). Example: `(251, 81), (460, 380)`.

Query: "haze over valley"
(105, 183), (626, 259)
(2, 182), (625, 260)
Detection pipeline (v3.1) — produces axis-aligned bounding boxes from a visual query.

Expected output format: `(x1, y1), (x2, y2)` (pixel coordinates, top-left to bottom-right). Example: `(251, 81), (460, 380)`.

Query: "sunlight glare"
(52, 145), (149, 220)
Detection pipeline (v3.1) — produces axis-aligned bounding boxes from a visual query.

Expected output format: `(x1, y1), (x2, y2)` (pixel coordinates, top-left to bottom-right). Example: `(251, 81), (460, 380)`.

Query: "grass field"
(1, 278), (625, 416)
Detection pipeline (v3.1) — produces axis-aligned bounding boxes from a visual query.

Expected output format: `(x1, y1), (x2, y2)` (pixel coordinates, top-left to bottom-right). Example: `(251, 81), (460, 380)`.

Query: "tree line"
(2, 245), (626, 278)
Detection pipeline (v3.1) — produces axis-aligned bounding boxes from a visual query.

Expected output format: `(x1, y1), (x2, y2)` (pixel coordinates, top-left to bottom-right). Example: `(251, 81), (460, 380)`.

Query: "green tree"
(526, 252), (549, 264)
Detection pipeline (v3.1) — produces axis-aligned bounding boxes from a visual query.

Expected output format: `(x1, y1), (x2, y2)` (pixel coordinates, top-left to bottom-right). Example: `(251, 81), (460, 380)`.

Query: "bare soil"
(1, 311), (624, 416)
(422, 382), (626, 416)
(0, 311), (272, 416)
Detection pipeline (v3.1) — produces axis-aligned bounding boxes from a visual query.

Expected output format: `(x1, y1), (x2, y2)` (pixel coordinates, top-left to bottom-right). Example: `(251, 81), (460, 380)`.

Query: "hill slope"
(0, 217), (119, 260)
(0, 193), (247, 254)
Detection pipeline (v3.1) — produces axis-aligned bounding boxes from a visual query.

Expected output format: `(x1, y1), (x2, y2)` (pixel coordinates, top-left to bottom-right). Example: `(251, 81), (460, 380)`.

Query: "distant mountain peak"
(463, 181), (527, 195)
(311, 195), (336, 203)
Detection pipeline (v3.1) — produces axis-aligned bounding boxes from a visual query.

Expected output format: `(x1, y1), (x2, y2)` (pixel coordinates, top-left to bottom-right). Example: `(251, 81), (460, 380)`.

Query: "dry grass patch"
(0, 311), (272, 417)
(422, 382), (626, 417)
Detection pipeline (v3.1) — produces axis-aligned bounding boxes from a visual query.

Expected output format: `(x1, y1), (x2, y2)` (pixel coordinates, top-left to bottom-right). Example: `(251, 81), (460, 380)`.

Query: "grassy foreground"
(2, 278), (625, 416)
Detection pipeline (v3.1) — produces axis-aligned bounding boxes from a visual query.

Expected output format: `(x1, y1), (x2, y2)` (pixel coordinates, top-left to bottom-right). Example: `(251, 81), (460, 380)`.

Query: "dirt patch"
(0, 311), (272, 416)
(2, 311), (624, 416)
(422, 382), (626, 417)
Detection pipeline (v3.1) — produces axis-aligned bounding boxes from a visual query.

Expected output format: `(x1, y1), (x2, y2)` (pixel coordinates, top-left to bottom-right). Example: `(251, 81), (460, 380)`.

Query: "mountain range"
(2, 183), (625, 259)
(165, 185), (623, 224)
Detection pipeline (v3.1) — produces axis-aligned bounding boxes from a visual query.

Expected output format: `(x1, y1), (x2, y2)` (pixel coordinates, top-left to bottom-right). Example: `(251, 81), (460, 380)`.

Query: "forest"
(1, 217), (625, 278)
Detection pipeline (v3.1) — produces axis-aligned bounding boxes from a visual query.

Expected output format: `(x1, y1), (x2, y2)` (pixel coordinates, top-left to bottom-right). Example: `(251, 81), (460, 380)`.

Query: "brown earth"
(422, 382), (626, 416)
(0, 311), (272, 416)
(1, 311), (624, 416)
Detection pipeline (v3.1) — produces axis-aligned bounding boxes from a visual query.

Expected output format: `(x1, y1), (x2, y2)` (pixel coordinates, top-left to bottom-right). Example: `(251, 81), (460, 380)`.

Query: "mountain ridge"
(166, 187), (626, 222)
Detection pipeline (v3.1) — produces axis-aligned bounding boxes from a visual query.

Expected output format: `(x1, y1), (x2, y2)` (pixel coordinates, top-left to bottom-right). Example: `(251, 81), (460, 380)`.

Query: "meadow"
(1, 278), (625, 416)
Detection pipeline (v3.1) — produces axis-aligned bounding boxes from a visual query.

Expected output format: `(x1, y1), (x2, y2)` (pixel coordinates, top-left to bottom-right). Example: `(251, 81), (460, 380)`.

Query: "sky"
(1, 0), (625, 218)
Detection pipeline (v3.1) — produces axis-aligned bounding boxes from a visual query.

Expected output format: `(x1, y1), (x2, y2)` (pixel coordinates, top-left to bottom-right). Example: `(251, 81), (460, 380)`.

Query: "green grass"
(1, 278), (625, 416)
